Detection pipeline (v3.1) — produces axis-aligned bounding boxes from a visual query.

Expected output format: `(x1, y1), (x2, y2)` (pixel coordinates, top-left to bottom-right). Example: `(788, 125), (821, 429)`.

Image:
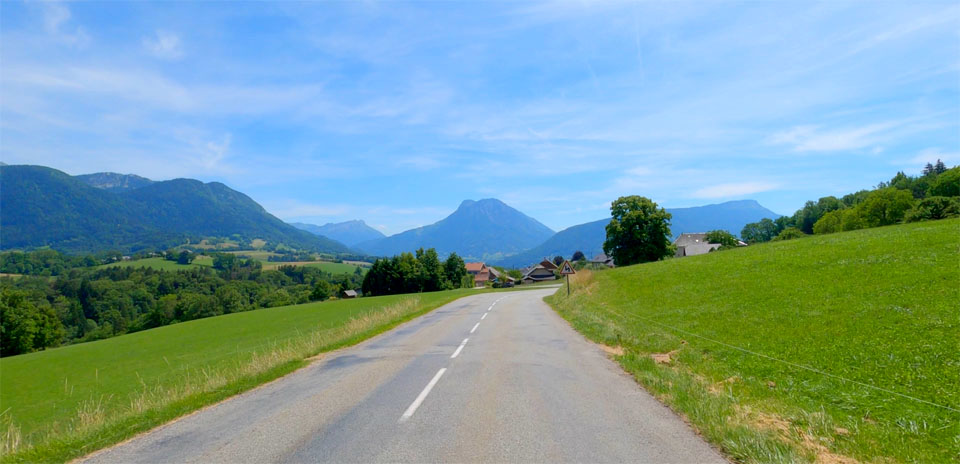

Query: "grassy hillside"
(546, 219), (959, 463)
(259, 260), (366, 274)
(1, 288), (483, 462)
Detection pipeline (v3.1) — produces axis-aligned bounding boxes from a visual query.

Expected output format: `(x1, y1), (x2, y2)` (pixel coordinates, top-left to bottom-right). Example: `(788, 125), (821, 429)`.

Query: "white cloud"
(143, 31), (184, 60)
(691, 182), (778, 199)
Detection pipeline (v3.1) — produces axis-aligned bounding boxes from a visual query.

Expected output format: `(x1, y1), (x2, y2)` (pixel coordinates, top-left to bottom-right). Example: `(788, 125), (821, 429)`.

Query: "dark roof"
(590, 253), (610, 263)
(673, 233), (709, 247)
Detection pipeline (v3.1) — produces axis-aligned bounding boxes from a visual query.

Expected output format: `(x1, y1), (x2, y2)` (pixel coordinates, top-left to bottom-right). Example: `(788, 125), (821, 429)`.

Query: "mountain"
(0, 165), (351, 254)
(75, 172), (155, 192)
(291, 220), (385, 247)
(355, 199), (554, 260)
(492, 200), (781, 268)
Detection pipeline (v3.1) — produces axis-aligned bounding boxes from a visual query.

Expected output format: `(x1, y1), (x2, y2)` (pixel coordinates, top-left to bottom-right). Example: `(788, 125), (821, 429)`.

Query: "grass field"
(546, 219), (959, 463)
(225, 250), (280, 260)
(0, 288), (486, 462)
(97, 256), (213, 271)
(259, 260), (367, 274)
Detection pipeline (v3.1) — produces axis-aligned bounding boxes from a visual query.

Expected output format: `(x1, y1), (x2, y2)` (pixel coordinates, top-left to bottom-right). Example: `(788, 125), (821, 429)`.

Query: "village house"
(342, 289), (358, 299)
(589, 253), (615, 268)
(521, 261), (558, 284)
(673, 233), (723, 257)
(466, 262), (492, 287)
(487, 267), (516, 285)
(539, 259), (558, 271)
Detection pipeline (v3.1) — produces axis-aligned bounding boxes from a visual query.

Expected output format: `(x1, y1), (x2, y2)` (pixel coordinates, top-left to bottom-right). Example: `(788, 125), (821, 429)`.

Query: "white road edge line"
(451, 338), (469, 358)
(470, 322), (480, 334)
(481, 312), (488, 320)
(399, 368), (447, 423)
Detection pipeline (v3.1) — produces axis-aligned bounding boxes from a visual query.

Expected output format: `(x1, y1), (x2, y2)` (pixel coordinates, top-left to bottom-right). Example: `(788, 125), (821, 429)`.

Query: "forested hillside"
(0, 165), (350, 254)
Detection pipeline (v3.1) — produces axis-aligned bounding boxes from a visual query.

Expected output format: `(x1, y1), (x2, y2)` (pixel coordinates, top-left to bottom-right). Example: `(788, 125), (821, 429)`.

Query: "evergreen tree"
(934, 159), (947, 174)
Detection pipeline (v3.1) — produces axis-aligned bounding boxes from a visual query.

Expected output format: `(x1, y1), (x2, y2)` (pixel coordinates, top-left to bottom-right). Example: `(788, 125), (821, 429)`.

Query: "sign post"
(559, 260), (576, 296)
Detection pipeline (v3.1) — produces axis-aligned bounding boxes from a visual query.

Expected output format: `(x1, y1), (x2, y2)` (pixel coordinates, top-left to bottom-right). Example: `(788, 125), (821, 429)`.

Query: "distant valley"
(292, 220), (385, 247)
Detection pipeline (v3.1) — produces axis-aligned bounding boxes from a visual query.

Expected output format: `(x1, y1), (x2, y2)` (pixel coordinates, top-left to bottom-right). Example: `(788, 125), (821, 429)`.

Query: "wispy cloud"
(143, 31), (184, 60)
(39, 1), (90, 47)
(768, 122), (898, 152)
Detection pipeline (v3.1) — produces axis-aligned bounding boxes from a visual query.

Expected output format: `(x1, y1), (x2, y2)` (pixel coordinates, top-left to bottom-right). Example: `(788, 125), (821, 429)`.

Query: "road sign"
(559, 260), (576, 275)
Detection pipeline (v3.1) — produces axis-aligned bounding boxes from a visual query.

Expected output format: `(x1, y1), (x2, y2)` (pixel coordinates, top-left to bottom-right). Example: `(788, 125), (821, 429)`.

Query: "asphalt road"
(82, 288), (726, 463)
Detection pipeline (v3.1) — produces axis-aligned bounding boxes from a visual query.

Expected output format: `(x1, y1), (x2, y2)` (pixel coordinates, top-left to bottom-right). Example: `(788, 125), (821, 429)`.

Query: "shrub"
(705, 230), (739, 247)
(773, 227), (806, 241)
(904, 196), (960, 222)
(813, 210), (844, 234)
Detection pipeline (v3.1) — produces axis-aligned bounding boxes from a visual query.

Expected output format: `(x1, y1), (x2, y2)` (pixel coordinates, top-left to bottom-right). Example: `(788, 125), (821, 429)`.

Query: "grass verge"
(545, 219), (959, 463)
(1, 288), (483, 463)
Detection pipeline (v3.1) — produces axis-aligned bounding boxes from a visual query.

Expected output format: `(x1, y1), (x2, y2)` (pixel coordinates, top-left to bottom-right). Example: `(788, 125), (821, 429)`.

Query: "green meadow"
(1, 288), (483, 462)
(259, 260), (367, 274)
(547, 219), (959, 463)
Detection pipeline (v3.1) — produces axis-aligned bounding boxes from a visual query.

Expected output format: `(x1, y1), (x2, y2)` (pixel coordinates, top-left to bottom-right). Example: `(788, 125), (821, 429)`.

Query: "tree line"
(0, 250), (363, 357)
(361, 248), (470, 296)
(741, 162), (959, 243)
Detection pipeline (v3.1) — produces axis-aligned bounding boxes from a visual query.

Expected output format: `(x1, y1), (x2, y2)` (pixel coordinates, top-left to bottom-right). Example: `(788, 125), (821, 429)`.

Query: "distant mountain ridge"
(491, 200), (781, 267)
(292, 220), (385, 247)
(0, 165), (350, 254)
(355, 199), (554, 261)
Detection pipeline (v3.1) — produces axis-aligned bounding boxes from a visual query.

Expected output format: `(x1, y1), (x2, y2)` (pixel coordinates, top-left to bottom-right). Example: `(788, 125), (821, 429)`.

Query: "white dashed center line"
(451, 338), (469, 358)
(399, 368), (447, 423)
(400, 296), (509, 423)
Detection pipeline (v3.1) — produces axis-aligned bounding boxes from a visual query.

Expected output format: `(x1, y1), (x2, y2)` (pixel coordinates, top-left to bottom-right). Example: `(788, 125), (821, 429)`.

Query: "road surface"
(82, 288), (726, 463)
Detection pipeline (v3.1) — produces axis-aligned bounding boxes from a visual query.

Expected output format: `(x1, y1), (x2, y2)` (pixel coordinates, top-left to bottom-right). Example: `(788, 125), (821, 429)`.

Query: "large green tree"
(603, 196), (674, 266)
(741, 218), (779, 243)
(857, 188), (915, 227)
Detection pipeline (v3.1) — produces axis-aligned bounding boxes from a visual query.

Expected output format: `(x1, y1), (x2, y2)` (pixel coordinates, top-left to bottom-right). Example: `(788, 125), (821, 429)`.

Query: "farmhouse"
(521, 263), (557, 284)
(539, 259), (559, 271)
(673, 233), (722, 257)
(589, 253), (615, 268)
(466, 262), (492, 287)
(488, 267), (516, 285)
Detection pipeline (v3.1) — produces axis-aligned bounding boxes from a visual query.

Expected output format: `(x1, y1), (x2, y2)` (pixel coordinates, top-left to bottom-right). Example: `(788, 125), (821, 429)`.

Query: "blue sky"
(2, 1), (958, 235)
